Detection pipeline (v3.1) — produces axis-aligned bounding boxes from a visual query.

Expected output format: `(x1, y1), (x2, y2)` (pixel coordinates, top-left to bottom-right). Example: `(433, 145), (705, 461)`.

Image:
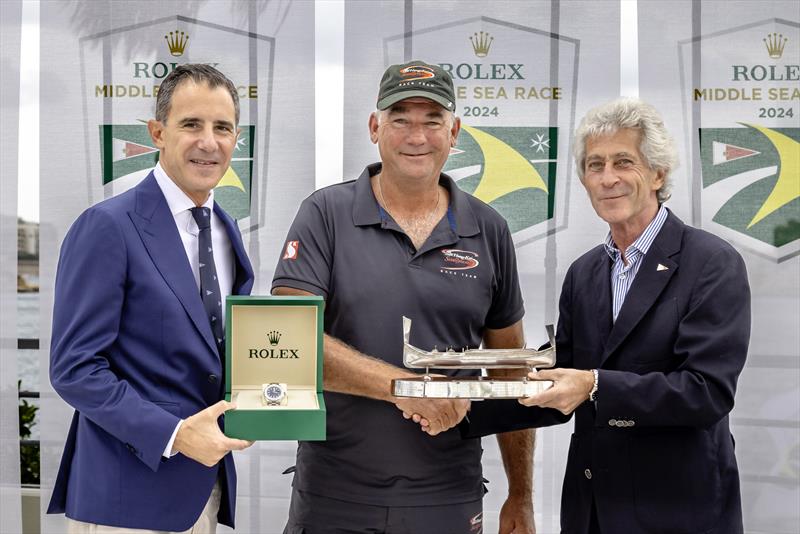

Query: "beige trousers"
(66, 482), (221, 534)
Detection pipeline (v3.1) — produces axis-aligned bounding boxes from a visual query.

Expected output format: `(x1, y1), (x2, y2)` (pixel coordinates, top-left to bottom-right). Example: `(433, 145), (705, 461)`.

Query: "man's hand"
(394, 397), (470, 435)
(519, 368), (594, 415)
(499, 494), (536, 534)
(173, 400), (253, 467)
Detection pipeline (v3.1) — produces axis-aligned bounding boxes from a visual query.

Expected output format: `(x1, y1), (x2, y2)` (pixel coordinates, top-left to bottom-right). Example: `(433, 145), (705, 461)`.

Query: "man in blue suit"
(49, 64), (254, 533)
(463, 98), (750, 534)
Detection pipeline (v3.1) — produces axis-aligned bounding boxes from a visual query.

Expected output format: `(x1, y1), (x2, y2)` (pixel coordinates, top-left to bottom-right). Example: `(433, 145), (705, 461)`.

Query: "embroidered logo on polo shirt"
(282, 240), (299, 260)
(441, 249), (479, 269)
(469, 511), (483, 532)
(440, 249), (480, 279)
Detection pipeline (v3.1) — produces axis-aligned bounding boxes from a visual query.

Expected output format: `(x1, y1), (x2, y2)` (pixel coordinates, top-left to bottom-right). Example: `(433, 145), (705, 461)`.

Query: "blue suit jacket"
(48, 172), (254, 531)
(464, 211), (750, 534)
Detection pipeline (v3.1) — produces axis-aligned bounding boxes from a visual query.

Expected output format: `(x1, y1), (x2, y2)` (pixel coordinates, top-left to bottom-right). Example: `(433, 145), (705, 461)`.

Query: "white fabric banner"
(0, 0), (23, 532)
(38, 1), (314, 531)
(344, 1), (620, 531)
(638, 1), (800, 532)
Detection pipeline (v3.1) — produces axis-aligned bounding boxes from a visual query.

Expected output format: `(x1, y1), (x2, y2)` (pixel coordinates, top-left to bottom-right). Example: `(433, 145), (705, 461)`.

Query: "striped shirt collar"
(604, 204), (668, 261)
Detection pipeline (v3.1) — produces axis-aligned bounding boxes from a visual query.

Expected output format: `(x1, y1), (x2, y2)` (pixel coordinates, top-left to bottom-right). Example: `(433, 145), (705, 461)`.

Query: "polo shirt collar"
(352, 163), (480, 237)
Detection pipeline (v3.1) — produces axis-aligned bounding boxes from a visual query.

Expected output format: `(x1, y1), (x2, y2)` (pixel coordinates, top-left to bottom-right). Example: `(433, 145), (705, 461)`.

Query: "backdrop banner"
(638, 1), (800, 532)
(0, 1), (23, 531)
(344, 1), (620, 530)
(38, 1), (313, 532)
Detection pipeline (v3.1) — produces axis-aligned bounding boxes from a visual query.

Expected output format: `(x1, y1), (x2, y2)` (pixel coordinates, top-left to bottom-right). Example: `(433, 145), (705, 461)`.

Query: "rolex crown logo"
(165, 30), (189, 57)
(763, 32), (787, 59)
(267, 330), (282, 346)
(470, 31), (494, 58)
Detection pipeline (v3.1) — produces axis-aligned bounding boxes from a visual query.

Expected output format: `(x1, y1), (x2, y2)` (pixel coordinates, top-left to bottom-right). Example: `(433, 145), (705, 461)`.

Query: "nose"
(598, 162), (620, 187)
(405, 123), (427, 145)
(196, 125), (218, 152)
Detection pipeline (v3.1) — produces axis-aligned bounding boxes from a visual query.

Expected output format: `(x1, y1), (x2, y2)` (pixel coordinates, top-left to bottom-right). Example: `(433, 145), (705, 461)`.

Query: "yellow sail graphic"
(745, 124), (800, 228)
(216, 166), (246, 191)
(462, 125), (548, 204)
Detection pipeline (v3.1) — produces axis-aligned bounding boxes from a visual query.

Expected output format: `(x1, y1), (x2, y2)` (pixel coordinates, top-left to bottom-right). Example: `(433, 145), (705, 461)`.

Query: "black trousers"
(589, 496), (602, 534)
(283, 487), (484, 534)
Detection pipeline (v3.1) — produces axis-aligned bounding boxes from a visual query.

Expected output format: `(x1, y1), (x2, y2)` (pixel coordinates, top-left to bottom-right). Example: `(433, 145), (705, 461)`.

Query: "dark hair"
(155, 64), (239, 125)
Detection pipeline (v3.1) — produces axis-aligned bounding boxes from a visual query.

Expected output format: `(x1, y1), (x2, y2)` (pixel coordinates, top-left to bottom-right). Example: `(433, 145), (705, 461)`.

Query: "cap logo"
(399, 65), (436, 81)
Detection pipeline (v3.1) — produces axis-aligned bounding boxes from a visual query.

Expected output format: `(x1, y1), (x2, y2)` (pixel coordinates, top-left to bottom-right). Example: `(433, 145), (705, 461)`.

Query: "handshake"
(394, 397), (471, 436)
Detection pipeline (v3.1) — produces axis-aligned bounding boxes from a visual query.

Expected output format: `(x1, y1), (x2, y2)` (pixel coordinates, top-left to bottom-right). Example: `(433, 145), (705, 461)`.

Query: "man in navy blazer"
(463, 98), (750, 534)
(49, 64), (254, 533)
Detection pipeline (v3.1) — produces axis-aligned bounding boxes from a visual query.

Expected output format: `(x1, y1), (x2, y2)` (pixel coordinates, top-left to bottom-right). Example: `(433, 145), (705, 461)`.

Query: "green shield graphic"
(699, 125), (799, 248)
(444, 126), (557, 234)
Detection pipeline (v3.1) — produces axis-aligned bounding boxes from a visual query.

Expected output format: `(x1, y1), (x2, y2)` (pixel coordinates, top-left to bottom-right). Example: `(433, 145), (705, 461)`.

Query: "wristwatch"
(262, 383), (288, 406)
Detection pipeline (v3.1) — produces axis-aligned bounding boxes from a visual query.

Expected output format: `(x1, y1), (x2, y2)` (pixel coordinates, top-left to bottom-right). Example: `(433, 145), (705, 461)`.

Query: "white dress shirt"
(153, 162), (236, 457)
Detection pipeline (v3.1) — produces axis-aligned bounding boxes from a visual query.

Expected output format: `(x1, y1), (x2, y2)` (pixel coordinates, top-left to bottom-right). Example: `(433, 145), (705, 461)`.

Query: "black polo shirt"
(272, 163), (524, 506)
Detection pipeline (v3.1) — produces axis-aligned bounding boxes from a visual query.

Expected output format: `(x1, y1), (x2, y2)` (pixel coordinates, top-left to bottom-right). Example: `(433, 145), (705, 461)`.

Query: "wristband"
(589, 369), (599, 402)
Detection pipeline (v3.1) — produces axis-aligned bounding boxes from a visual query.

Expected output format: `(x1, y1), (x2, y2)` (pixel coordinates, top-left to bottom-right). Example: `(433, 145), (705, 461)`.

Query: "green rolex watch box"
(224, 295), (326, 440)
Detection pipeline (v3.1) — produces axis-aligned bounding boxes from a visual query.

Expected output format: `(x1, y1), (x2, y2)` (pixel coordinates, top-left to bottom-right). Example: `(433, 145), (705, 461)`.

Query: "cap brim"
(377, 90), (455, 112)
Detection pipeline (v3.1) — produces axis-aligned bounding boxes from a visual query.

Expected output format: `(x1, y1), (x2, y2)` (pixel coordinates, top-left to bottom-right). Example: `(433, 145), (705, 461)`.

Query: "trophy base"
(392, 377), (553, 399)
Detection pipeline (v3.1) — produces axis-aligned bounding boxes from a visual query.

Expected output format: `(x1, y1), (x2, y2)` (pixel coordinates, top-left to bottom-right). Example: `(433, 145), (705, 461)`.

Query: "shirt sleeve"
(163, 419), (183, 458)
(484, 223), (525, 329)
(272, 194), (333, 298)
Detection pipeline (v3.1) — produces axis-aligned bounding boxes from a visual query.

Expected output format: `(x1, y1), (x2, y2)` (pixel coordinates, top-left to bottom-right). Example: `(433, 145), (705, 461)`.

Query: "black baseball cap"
(376, 60), (456, 112)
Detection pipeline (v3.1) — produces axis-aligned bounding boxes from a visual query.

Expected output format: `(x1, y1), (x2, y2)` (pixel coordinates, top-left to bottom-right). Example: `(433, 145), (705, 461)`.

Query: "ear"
(147, 119), (166, 149)
(368, 112), (380, 144)
(450, 116), (461, 147)
(652, 169), (666, 190)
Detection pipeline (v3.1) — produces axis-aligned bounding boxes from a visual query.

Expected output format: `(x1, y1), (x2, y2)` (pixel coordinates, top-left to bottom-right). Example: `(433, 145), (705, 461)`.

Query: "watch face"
(265, 384), (284, 401)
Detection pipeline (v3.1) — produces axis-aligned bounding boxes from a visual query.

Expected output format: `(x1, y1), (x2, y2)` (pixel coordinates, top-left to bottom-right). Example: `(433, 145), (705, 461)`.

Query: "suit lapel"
(129, 173), (218, 355)
(591, 249), (614, 358)
(213, 203), (254, 296)
(602, 212), (683, 363)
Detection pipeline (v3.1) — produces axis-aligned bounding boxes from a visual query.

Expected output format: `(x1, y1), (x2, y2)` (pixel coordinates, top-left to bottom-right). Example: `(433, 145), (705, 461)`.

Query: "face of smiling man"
(369, 97), (460, 185)
(582, 128), (664, 241)
(148, 80), (239, 205)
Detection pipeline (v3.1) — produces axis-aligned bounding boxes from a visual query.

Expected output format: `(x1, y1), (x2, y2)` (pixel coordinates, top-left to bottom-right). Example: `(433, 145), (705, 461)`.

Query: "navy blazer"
(464, 211), (750, 534)
(48, 172), (254, 531)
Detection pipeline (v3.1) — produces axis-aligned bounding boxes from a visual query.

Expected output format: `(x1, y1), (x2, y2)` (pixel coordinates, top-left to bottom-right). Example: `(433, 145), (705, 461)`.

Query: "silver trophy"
(391, 316), (555, 399)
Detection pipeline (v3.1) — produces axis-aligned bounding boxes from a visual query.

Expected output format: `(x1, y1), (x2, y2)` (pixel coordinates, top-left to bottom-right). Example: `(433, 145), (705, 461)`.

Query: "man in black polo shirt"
(273, 60), (535, 534)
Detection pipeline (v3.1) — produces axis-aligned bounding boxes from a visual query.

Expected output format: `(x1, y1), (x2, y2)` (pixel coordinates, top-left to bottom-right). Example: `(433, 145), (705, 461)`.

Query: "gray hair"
(574, 98), (678, 203)
(155, 64), (240, 125)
